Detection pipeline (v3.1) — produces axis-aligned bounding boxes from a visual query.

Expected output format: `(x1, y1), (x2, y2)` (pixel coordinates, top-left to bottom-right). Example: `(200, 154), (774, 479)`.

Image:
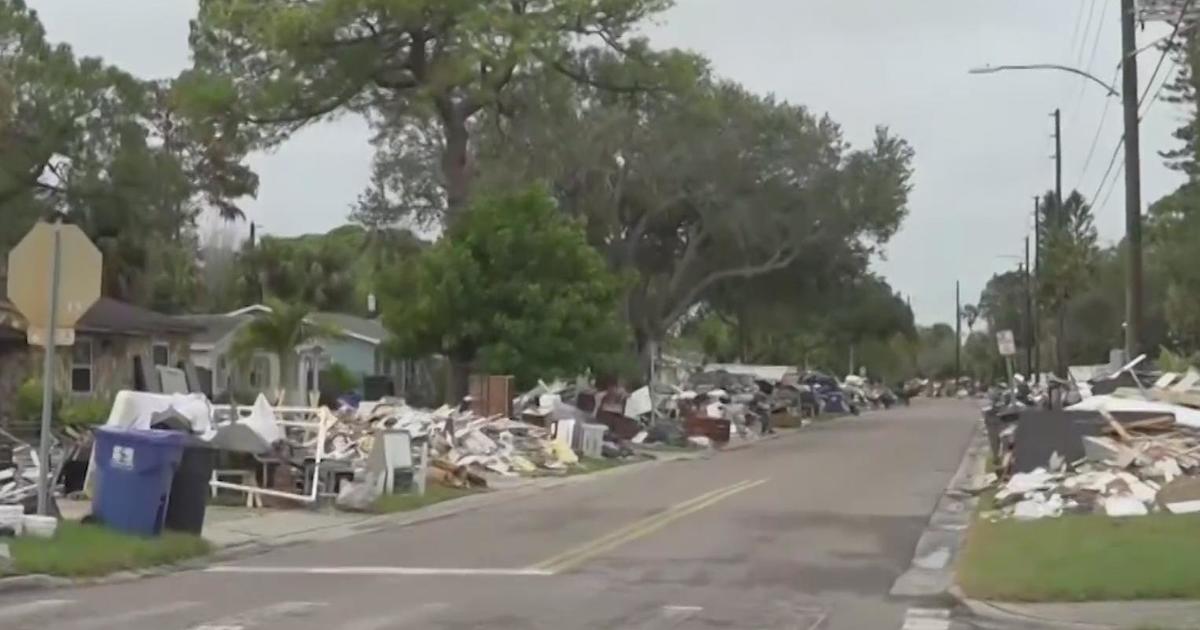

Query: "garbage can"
(91, 427), (185, 537)
(164, 439), (216, 535)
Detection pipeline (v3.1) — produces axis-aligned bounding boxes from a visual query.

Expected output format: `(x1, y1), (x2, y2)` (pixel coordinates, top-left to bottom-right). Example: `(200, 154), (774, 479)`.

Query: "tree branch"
(663, 247), (803, 328)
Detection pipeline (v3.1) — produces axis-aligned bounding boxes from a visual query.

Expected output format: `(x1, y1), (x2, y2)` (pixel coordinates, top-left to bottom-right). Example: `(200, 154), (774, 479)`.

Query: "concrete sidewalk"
(958, 595), (1200, 629)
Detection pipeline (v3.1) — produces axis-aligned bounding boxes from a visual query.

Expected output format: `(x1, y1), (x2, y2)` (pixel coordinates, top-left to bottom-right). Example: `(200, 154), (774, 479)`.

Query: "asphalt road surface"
(0, 399), (979, 630)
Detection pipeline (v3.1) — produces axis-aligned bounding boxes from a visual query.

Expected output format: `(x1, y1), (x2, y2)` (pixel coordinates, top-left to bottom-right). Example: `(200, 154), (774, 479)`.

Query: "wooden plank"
(1099, 409), (1133, 442)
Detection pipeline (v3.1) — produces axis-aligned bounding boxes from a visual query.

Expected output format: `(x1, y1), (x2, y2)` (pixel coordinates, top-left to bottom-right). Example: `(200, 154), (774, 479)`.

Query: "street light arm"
(969, 64), (1120, 97)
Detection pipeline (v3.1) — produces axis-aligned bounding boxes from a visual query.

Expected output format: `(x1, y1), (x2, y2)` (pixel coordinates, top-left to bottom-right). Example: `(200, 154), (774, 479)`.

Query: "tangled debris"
(983, 409), (1200, 520)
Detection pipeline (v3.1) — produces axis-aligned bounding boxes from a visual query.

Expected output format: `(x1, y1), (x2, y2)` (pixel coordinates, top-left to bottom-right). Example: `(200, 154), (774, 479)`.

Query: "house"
(0, 297), (197, 427)
(179, 305), (403, 402)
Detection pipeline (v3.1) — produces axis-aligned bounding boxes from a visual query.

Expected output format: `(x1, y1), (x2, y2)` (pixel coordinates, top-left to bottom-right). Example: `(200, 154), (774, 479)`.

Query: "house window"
(152, 342), (170, 367)
(71, 339), (93, 394)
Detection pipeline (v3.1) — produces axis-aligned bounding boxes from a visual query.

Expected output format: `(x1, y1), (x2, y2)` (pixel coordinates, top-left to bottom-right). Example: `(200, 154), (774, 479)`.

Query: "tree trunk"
(1057, 307), (1068, 378)
(736, 307), (749, 363)
(278, 353), (297, 405)
(633, 327), (661, 387)
(444, 358), (471, 406)
(441, 115), (471, 224)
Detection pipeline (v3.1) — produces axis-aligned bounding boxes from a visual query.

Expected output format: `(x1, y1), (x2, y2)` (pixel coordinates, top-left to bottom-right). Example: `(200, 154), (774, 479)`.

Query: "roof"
(179, 306), (388, 348)
(77, 298), (199, 336)
(0, 296), (196, 337)
(174, 313), (253, 346)
(310, 311), (388, 345)
(703, 364), (796, 383)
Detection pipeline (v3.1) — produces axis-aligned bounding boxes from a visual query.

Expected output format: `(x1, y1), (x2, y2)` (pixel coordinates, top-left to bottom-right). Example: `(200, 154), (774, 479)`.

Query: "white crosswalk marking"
(190, 601), (327, 630)
(58, 601), (202, 629)
(0, 599), (74, 621)
(902, 607), (952, 630)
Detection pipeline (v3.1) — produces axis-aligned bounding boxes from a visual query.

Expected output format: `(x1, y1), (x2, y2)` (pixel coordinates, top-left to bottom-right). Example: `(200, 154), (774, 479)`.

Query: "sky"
(28, 0), (1191, 324)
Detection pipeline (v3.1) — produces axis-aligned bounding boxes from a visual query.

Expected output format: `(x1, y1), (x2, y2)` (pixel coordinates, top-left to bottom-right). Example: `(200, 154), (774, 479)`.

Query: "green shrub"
(59, 397), (111, 427)
(15, 378), (59, 422)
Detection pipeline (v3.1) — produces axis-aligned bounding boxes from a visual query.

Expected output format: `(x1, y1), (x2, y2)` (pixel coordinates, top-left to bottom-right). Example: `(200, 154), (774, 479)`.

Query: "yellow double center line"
(531, 478), (770, 574)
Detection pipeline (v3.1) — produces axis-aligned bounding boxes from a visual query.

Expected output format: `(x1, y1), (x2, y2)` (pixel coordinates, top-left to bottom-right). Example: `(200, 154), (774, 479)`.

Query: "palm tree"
(231, 299), (341, 403)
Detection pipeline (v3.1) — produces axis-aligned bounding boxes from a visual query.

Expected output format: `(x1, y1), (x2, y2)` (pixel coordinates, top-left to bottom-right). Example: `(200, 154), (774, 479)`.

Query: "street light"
(968, 64), (1120, 97)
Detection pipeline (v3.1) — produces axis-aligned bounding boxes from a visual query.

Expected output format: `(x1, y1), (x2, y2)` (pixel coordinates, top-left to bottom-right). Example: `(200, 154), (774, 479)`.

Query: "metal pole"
(1121, 0), (1144, 360)
(37, 220), (63, 516)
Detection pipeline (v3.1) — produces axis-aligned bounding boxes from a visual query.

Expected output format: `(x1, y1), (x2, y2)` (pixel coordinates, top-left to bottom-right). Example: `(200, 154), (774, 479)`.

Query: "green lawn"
(8, 522), (210, 577)
(958, 512), (1200, 602)
(370, 484), (479, 514)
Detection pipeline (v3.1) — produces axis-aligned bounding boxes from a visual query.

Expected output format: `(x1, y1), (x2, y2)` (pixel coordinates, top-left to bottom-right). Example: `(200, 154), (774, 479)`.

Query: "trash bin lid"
(95, 426), (187, 447)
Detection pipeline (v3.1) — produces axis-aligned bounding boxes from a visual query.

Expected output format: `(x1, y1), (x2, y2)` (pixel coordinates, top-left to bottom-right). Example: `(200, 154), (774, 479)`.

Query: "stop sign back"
(6, 221), (102, 332)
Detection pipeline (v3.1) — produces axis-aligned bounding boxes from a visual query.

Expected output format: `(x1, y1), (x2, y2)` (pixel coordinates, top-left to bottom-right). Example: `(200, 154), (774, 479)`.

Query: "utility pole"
(955, 280), (962, 380)
(1033, 196), (1041, 383)
(1053, 108), (1063, 209)
(1025, 236), (1033, 381)
(1121, 0), (1143, 361)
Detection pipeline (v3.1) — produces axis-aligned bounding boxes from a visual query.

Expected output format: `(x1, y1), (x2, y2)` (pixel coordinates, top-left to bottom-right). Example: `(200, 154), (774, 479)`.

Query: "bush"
(15, 378), (59, 422)
(59, 397), (111, 427)
(320, 363), (359, 396)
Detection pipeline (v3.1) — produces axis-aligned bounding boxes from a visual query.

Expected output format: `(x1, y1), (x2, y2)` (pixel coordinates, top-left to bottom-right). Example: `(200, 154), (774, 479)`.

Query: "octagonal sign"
(7, 222), (102, 332)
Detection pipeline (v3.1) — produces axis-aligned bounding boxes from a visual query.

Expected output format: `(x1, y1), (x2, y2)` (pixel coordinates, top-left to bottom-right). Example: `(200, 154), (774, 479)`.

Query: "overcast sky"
(29, 0), (1190, 324)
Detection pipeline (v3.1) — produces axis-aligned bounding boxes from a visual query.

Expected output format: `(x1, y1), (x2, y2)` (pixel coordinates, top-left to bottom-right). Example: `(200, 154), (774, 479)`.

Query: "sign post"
(997, 330), (1017, 388)
(7, 220), (102, 515)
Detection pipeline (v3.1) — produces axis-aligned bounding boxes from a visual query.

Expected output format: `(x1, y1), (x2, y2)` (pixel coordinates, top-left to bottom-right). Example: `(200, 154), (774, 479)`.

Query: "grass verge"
(8, 522), (210, 578)
(370, 484), (479, 514)
(958, 512), (1200, 601)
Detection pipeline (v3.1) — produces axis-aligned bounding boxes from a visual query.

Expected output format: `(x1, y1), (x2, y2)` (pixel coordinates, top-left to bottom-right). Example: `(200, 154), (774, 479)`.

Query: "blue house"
(179, 305), (401, 402)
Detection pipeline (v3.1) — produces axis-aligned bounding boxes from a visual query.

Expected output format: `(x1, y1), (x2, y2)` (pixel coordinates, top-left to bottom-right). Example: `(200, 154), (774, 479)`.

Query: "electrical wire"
(1071, 1), (1108, 123)
(1138, 0), (1193, 115)
(1089, 135), (1124, 208)
(1068, 0), (1091, 65)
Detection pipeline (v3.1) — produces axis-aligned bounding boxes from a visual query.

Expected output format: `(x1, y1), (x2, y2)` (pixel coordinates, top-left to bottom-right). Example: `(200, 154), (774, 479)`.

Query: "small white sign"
(111, 446), (135, 470)
(996, 330), (1017, 357)
(26, 327), (75, 347)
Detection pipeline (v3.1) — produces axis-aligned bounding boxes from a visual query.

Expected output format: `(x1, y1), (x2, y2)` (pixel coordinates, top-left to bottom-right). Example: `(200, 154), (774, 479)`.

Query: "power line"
(1068, 0), (1093, 63)
(1071, 1), (1108, 121)
(1142, 57), (1180, 118)
(1098, 160), (1125, 212)
(1077, 0), (1101, 69)
(1078, 66), (1121, 181)
(1089, 133), (1124, 208)
(1138, 0), (1193, 115)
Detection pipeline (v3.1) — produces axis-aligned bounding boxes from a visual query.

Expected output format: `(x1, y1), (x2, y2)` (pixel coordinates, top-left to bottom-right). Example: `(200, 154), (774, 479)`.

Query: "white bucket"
(21, 514), (57, 539)
(0, 505), (23, 536)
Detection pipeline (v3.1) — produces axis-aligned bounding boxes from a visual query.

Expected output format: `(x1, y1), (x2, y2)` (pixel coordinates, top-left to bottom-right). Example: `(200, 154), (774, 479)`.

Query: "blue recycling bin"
(91, 427), (186, 537)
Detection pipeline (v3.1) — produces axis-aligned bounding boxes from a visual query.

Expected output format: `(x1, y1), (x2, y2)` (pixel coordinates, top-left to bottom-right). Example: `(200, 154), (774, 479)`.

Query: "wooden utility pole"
(1024, 236), (1034, 380)
(1121, 0), (1144, 360)
(1053, 109), (1063, 209)
(955, 280), (962, 380)
(1032, 196), (1041, 382)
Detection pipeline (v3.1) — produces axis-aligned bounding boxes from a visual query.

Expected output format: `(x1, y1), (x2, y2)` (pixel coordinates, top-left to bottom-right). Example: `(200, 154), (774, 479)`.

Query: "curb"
(0, 446), (714, 596)
(948, 588), (1115, 630)
(890, 417), (988, 598)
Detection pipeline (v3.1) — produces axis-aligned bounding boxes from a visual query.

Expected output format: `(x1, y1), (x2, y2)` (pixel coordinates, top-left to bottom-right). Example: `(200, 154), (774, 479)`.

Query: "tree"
(1038, 190), (1098, 374)
(186, 0), (687, 223)
(472, 69), (914, 374)
(231, 225), (426, 313)
(231, 299), (341, 403)
(0, 1), (255, 309)
(382, 187), (629, 396)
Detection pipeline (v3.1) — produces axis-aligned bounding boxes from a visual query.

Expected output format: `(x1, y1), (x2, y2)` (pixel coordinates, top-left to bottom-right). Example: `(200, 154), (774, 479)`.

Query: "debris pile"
(984, 409), (1200, 520)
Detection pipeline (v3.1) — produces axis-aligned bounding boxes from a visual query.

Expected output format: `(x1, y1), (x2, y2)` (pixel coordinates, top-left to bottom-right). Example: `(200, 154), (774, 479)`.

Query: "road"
(0, 399), (979, 630)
